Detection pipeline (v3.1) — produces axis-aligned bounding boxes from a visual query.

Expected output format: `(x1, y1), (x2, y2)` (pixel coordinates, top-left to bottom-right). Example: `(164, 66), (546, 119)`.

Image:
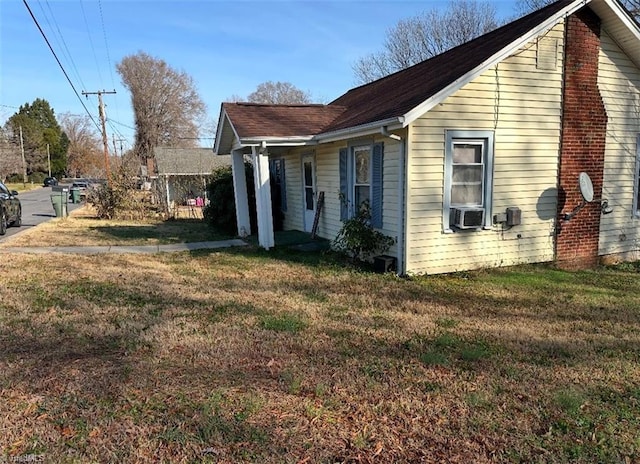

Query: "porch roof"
(154, 147), (231, 176)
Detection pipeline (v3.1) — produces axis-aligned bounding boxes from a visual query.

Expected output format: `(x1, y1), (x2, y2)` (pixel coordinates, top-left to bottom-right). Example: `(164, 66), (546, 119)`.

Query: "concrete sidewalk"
(2, 239), (248, 254)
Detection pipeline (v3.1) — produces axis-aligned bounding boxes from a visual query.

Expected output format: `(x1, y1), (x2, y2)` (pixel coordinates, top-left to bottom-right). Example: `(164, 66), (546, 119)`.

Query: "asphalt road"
(0, 185), (82, 242)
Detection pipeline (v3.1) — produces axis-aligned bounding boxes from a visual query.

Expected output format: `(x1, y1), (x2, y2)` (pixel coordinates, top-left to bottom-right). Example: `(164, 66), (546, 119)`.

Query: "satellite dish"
(579, 172), (594, 203)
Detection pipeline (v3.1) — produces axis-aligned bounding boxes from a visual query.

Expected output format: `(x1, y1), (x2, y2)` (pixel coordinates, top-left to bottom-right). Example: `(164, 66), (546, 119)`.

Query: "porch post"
(165, 175), (171, 214)
(231, 149), (251, 237)
(252, 146), (274, 249)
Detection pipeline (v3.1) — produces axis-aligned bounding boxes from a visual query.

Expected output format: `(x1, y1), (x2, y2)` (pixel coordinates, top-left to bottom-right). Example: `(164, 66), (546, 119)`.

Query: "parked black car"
(43, 177), (58, 187)
(0, 181), (21, 235)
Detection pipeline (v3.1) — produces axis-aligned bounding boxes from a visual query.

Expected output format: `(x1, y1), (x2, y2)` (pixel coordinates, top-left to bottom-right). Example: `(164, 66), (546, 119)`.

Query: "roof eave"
(402, 0), (591, 127)
(239, 136), (316, 147)
(315, 117), (404, 144)
(213, 106), (242, 155)
(594, 0), (640, 68)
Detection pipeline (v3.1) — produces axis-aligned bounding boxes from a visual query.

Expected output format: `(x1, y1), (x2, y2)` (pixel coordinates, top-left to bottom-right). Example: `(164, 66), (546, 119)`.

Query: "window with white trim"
(339, 142), (383, 228)
(353, 146), (371, 209)
(443, 130), (494, 231)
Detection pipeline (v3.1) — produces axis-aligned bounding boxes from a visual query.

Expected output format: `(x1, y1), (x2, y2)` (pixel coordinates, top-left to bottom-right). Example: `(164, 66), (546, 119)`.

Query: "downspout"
(381, 126), (406, 275)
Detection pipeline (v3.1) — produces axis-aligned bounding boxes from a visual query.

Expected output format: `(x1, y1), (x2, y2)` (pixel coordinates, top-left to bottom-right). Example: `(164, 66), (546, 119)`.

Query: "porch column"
(252, 146), (274, 249)
(231, 149), (251, 237)
(165, 175), (171, 214)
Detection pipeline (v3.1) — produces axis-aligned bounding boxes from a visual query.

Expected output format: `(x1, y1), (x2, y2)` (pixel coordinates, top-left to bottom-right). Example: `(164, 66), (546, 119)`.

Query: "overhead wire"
(22, 0), (102, 134)
(97, 0), (122, 123)
(38, 0), (88, 93)
(79, 0), (104, 87)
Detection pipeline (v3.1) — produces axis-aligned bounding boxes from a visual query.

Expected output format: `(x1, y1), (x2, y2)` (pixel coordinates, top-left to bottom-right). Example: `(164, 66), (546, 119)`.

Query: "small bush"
(28, 172), (46, 184)
(332, 201), (394, 262)
(87, 166), (146, 219)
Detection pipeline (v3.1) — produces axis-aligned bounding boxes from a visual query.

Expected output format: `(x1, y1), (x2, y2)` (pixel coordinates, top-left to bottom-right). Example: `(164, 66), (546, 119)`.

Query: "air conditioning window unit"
(452, 207), (485, 229)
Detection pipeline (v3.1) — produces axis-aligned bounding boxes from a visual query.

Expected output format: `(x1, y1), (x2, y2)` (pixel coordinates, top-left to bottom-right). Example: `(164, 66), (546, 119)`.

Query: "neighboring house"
(153, 147), (231, 211)
(214, 0), (640, 275)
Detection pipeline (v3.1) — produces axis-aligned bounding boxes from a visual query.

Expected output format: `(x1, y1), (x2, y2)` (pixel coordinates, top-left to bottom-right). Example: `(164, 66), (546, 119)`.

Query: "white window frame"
(443, 130), (495, 232)
(351, 145), (371, 215)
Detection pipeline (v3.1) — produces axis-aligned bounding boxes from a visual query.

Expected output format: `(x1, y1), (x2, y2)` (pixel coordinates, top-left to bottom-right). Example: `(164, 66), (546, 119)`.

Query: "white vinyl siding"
(278, 138), (402, 259)
(597, 30), (640, 260)
(405, 23), (565, 275)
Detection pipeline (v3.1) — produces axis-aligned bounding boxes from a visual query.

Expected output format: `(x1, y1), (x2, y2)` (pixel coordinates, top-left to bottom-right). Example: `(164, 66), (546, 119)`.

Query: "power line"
(79, 0), (104, 87)
(109, 119), (136, 131)
(97, 0), (121, 121)
(40, 0), (88, 92)
(22, 0), (102, 134)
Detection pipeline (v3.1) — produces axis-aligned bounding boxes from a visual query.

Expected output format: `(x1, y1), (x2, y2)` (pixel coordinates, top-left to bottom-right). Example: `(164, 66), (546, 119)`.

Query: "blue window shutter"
(371, 142), (383, 228)
(339, 148), (348, 221)
(280, 159), (287, 212)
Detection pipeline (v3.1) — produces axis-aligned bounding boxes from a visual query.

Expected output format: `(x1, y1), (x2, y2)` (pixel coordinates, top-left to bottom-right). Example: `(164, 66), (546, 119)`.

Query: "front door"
(302, 154), (316, 232)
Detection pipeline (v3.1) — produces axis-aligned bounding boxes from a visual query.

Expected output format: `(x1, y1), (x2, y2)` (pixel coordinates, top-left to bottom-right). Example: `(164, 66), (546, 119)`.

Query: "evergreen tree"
(4, 98), (68, 178)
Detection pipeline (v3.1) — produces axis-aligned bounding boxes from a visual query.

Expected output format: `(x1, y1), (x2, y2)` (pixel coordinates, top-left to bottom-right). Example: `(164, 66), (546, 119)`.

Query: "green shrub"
(332, 201), (394, 262)
(28, 172), (46, 184)
(203, 163), (256, 235)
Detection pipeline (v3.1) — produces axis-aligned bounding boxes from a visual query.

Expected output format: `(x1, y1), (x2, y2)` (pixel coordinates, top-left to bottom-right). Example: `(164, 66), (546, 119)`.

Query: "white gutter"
(315, 117), (404, 144)
(240, 136), (316, 147)
(402, 0), (591, 126)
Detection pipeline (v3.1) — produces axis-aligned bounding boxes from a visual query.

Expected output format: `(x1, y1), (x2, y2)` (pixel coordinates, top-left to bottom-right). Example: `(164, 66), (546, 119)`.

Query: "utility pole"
(47, 143), (51, 177)
(19, 125), (26, 185)
(82, 90), (116, 181)
(112, 134), (125, 157)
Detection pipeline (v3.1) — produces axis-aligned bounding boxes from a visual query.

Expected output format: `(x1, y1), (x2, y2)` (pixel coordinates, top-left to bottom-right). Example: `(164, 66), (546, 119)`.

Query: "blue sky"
(1, 0), (522, 150)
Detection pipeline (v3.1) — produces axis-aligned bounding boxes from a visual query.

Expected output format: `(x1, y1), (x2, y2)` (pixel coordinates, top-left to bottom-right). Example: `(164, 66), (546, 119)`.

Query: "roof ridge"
(330, 0), (577, 104)
(223, 102), (333, 108)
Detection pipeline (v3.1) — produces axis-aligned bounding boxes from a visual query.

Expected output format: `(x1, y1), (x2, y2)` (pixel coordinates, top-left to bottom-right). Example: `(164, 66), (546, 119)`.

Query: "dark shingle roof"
(154, 147), (231, 175)
(325, 0), (575, 132)
(219, 0), (577, 142)
(222, 103), (346, 139)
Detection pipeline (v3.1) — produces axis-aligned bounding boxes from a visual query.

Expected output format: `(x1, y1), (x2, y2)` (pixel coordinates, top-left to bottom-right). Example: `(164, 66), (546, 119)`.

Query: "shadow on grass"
(88, 218), (234, 244)
(2, 251), (640, 461)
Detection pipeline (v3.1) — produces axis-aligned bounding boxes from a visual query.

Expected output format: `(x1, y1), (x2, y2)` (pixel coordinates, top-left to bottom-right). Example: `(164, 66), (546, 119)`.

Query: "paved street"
(0, 185), (82, 242)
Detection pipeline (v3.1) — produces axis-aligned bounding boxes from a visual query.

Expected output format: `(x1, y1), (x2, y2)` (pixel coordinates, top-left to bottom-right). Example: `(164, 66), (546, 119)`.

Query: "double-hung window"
(339, 142), (383, 228)
(443, 130), (494, 231)
(353, 146), (371, 208)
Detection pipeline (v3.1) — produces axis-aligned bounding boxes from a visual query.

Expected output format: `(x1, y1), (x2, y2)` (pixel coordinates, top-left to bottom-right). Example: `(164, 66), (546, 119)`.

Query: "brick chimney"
(556, 8), (608, 269)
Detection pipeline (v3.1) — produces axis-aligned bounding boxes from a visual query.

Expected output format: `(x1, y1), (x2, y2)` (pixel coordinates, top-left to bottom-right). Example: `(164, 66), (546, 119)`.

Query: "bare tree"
(516, 0), (639, 18)
(246, 81), (312, 104)
(353, 0), (500, 84)
(0, 126), (22, 181)
(116, 52), (206, 162)
(59, 113), (104, 178)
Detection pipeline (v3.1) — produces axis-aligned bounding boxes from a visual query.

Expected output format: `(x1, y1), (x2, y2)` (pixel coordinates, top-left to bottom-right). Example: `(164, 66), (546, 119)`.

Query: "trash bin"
(51, 193), (68, 217)
(71, 189), (80, 204)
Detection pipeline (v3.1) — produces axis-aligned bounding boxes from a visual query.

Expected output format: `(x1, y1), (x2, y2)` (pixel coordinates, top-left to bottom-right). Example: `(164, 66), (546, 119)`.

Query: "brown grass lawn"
(4, 206), (231, 247)
(1, 215), (639, 463)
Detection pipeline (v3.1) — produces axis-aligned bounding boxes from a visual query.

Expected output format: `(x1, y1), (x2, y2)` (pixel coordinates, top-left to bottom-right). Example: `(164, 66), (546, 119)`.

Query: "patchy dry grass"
(2, 206), (232, 247)
(1, 221), (639, 462)
(5, 183), (41, 193)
